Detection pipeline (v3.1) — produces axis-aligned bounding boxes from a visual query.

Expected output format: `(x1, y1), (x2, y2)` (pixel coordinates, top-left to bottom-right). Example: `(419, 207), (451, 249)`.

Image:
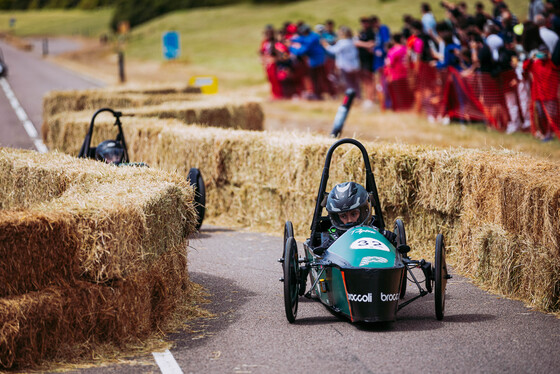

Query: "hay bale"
(0, 148), (198, 369)
(0, 32), (33, 51)
(0, 246), (190, 369)
(42, 88), (202, 118)
(0, 147), (197, 288)
(122, 98), (264, 130)
(41, 114), (560, 313)
(42, 89), (264, 132)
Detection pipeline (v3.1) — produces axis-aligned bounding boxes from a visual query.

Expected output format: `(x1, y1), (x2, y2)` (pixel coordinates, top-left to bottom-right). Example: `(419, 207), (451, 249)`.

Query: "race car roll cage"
(78, 107), (130, 163)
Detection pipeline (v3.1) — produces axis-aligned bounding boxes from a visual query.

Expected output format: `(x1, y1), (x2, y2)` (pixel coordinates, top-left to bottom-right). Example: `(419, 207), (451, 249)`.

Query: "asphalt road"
(0, 38), (103, 150)
(1, 38), (559, 374)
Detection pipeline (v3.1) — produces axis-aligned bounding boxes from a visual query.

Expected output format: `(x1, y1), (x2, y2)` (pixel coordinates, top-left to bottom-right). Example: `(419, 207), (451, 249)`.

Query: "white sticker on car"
(380, 292), (399, 302)
(353, 228), (377, 235)
(348, 292), (373, 302)
(359, 256), (389, 266)
(350, 238), (390, 251)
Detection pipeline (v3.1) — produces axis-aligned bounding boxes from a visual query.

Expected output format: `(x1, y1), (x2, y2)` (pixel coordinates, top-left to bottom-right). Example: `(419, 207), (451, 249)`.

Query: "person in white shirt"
(535, 14), (559, 53)
(322, 26), (362, 99)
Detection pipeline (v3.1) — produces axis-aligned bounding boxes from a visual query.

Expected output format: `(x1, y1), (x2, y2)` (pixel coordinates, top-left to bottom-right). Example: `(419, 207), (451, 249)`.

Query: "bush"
(110, 0), (241, 31)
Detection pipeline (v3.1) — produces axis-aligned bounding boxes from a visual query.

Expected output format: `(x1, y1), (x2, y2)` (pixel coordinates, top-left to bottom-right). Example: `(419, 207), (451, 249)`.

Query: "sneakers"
(541, 133), (555, 142)
(506, 122), (520, 134)
(361, 99), (374, 111)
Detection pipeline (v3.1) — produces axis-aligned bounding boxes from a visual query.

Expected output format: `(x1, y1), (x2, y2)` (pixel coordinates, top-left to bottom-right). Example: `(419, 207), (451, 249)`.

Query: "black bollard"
(330, 88), (356, 138)
(118, 51), (125, 83)
(42, 38), (48, 57)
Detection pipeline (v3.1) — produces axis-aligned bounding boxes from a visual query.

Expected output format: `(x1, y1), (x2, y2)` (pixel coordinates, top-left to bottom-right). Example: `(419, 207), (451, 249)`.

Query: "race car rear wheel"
(187, 168), (206, 231)
(394, 219), (407, 298)
(283, 236), (300, 323)
(434, 233), (447, 320)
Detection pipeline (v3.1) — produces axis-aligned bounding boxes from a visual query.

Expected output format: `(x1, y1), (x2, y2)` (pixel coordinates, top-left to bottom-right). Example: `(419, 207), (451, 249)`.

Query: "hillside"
(2, 0), (559, 160)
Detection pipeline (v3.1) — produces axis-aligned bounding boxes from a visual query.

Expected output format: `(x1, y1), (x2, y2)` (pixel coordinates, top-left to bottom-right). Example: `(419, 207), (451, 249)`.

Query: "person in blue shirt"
(289, 24), (334, 99)
(371, 16), (391, 73)
(433, 22), (462, 70)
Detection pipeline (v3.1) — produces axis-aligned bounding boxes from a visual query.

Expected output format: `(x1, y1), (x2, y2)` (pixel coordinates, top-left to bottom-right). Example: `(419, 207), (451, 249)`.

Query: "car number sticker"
(350, 238), (390, 251)
(360, 256), (389, 266)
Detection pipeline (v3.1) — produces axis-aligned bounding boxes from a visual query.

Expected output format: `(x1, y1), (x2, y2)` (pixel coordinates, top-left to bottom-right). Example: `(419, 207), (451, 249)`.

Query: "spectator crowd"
(259, 0), (560, 141)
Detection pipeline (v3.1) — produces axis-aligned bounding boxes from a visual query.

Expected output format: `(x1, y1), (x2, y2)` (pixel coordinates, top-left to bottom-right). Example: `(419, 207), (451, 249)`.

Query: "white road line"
(0, 77), (48, 153)
(153, 349), (183, 374)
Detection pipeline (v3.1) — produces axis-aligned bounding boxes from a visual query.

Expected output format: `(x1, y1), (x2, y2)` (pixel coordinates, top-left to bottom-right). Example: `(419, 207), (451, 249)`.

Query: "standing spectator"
(535, 14), (559, 54)
(259, 25), (284, 100)
(433, 21), (465, 124)
(433, 22), (462, 70)
(323, 20), (338, 45)
(371, 15), (392, 109)
(410, 20), (437, 114)
(474, 2), (492, 32)
(355, 16), (376, 108)
(421, 2), (437, 38)
(523, 44), (560, 140)
(372, 16), (391, 72)
(322, 26), (361, 99)
(522, 21), (560, 140)
(528, 0), (546, 22)
(498, 7), (518, 45)
(551, 2), (560, 37)
(317, 21), (339, 94)
(490, 0), (505, 20)
(385, 33), (413, 110)
(289, 24), (334, 100)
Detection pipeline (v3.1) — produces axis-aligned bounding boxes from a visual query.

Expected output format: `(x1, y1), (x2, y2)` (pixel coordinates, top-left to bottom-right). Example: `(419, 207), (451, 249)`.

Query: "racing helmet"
(326, 182), (372, 230)
(95, 140), (124, 164)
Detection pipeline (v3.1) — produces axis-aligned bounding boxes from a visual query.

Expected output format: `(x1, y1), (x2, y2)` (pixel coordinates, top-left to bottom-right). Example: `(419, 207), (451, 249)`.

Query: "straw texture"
(0, 148), (198, 368)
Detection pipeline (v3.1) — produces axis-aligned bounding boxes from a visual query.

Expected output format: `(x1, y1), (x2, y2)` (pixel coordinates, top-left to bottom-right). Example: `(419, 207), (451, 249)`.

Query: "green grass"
(1, 1), (530, 84)
(2, 0), (557, 160)
(0, 8), (113, 37)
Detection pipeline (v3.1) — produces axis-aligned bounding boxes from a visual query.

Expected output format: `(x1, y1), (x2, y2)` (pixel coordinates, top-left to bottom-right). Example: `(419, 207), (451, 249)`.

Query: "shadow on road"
(193, 225), (235, 239)
(168, 271), (256, 350)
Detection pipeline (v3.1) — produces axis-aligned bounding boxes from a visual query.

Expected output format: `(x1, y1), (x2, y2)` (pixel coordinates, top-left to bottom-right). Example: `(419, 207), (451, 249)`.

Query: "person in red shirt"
(523, 45), (560, 140)
(385, 33), (414, 110)
(259, 25), (287, 100)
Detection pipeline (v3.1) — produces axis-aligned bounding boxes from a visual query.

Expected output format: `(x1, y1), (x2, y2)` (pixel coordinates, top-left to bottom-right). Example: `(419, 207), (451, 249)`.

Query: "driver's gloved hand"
(313, 236), (334, 256)
(382, 229), (397, 246)
(313, 246), (326, 256)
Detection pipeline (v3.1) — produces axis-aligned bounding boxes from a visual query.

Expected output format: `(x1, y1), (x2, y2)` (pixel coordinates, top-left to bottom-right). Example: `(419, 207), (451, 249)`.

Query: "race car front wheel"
(284, 221), (294, 254)
(283, 236), (300, 323)
(187, 168), (206, 231)
(434, 233), (447, 320)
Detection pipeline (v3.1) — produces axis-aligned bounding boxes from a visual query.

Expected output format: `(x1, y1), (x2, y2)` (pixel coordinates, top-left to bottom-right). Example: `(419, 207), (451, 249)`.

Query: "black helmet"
(95, 140), (124, 164)
(326, 182), (372, 230)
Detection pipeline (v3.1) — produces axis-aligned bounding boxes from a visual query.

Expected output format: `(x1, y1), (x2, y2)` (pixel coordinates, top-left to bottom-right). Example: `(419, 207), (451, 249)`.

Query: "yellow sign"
(188, 76), (218, 94)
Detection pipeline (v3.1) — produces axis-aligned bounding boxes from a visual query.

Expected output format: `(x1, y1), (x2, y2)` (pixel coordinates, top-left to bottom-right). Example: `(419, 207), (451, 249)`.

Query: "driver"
(95, 140), (125, 165)
(313, 181), (396, 256)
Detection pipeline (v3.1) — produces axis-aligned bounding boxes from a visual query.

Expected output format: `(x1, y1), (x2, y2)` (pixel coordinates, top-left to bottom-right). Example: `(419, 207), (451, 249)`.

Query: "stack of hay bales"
(0, 148), (198, 369)
(42, 87), (264, 132)
(41, 88), (560, 315)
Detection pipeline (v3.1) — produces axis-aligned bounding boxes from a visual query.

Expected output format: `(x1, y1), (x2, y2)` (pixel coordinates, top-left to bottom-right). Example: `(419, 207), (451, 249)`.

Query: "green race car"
(280, 138), (451, 323)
